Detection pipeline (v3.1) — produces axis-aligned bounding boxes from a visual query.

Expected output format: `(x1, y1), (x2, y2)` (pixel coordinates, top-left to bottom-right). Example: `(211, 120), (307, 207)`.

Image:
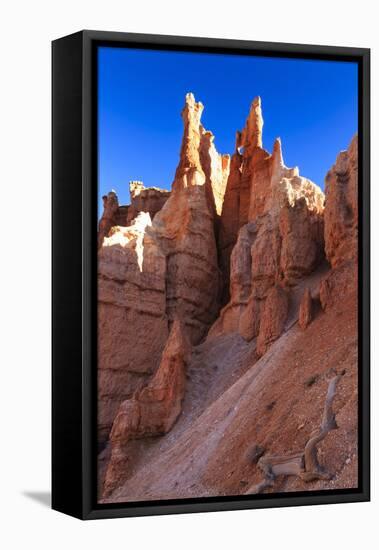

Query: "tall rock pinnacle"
(215, 97), (325, 353)
(240, 96), (264, 151)
(272, 137), (284, 170)
(173, 92), (206, 191)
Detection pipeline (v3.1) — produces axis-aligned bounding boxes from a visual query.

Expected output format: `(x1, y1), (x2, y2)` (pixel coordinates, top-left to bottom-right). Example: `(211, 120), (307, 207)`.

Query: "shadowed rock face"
(256, 285), (289, 357)
(97, 212), (169, 443)
(98, 191), (119, 248)
(299, 288), (313, 330)
(210, 100), (325, 354)
(318, 136), (358, 317)
(218, 100), (324, 304)
(119, 182), (171, 226)
(150, 93), (227, 344)
(99, 182), (171, 232)
(97, 94), (358, 502)
(324, 135), (358, 268)
(103, 319), (191, 497)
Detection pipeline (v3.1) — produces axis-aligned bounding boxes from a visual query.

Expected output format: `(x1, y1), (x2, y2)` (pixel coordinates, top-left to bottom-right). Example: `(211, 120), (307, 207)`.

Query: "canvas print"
(97, 47), (358, 504)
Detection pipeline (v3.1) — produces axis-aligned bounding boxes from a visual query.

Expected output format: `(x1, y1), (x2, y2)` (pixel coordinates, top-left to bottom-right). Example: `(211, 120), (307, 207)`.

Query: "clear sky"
(98, 46), (358, 212)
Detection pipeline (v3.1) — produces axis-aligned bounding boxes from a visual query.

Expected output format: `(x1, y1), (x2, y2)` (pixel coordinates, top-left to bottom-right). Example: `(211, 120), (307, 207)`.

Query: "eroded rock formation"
(98, 191), (119, 248)
(324, 135), (358, 268)
(97, 93), (358, 502)
(98, 212), (169, 443)
(299, 288), (313, 330)
(99, 182), (171, 235)
(98, 93), (228, 443)
(211, 100), (324, 355)
(256, 285), (289, 357)
(320, 135), (358, 312)
(150, 93), (227, 343)
(103, 319), (191, 496)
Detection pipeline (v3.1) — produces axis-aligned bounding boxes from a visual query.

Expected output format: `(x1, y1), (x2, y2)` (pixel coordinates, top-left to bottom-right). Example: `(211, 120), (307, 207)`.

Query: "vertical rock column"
(152, 93), (226, 344)
(97, 213), (169, 444)
(212, 98), (325, 357)
(324, 135), (358, 269)
(319, 135), (358, 311)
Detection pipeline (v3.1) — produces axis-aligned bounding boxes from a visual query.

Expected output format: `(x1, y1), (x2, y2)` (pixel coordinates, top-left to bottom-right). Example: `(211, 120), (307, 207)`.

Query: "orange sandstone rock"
(324, 135), (358, 268)
(299, 288), (313, 330)
(214, 101), (324, 352)
(110, 319), (190, 442)
(97, 93), (359, 503)
(218, 102), (324, 307)
(129, 181), (170, 221)
(98, 191), (119, 247)
(256, 285), (289, 357)
(98, 94), (228, 441)
(319, 135), (358, 312)
(97, 212), (169, 443)
(239, 296), (261, 342)
(152, 93), (225, 343)
(103, 319), (190, 496)
(99, 183), (171, 233)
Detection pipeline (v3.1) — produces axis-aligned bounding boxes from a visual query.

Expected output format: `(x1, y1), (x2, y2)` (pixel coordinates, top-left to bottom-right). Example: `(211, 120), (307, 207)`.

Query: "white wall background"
(0, 1), (376, 547)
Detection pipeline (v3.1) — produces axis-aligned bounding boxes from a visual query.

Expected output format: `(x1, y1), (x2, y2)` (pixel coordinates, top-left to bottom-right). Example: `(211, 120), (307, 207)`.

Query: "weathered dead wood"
(248, 374), (341, 494)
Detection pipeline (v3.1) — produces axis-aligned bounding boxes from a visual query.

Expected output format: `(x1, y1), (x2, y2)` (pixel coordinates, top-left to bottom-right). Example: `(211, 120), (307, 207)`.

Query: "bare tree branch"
(248, 375), (341, 494)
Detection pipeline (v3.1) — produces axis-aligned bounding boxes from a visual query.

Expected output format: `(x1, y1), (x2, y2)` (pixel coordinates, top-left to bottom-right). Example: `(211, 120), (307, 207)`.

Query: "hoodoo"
(97, 94), (358, 503)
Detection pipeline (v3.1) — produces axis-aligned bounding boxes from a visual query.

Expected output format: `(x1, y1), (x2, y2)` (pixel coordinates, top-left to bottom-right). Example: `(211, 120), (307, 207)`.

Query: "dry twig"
(249, 374), (341, 494)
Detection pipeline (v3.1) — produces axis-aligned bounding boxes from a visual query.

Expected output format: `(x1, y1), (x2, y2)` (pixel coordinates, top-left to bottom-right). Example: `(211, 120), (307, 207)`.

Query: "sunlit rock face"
(97, 92), (359, 503)
(97, 213), (169, 444)
(256, 285), (289, 357)
(298, 287), (313, 330)
(98, 191), (119, 248)
(218, 98), (324, 304)
(97, 93), (229, 442)
(199, 128), (230, 217)
(150, 92), (227, 344)
(211, 98), (325, 355)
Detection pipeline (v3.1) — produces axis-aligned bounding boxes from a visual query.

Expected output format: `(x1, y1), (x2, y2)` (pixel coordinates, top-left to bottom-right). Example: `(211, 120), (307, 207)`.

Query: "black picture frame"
(52, 30), (370, 520)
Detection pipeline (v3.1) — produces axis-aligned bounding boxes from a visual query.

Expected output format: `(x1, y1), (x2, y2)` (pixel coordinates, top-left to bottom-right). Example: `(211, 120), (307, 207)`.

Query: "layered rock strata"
(97, 92), (358, 502)
(98, 182), (171, 240)
(98, 93), (228, 442)
(151, 93), (226, 344)
(103, 319), (190, 496)
(117, 181), (171, 226)
(299, 288), (313, 330)
(319, 134), (358, 313)
(211, 98), (325, 356)
(98, 191), (119, 248)
(324, 135), (358, 268)
(98, 212), (169, 443)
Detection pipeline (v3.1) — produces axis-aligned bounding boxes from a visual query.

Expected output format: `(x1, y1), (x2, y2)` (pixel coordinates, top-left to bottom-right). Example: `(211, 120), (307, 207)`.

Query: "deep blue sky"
(98, 47), (358, 211)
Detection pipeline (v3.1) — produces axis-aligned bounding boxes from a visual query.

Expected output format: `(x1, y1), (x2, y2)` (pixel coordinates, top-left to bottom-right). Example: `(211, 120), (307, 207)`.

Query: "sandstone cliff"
(99, 181), (170, 244)
(98, 93), (228, 443)
(324, 134), (358, 268)
(98, 212), (169, 443)
(98, 95), (358, 502)
(211, 99), (324, 358)
(103, 319), (190, 496)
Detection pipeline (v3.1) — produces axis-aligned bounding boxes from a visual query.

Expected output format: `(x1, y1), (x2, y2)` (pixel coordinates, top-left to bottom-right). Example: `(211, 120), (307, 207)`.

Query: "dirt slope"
(100, 260), (357, 503)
